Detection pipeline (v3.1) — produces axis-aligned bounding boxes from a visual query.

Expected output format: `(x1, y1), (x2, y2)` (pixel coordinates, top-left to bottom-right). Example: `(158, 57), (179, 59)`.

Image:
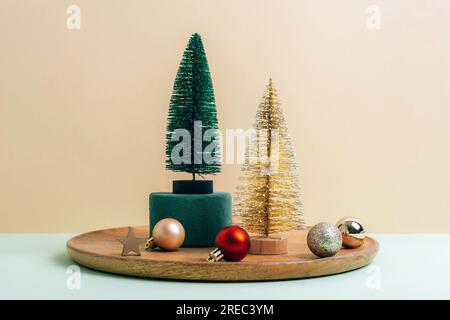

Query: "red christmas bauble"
(215, 226), (251, 261)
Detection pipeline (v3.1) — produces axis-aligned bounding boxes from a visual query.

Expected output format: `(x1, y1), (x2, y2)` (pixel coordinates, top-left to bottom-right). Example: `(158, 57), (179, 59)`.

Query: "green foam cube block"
(149, 192), (232, 247)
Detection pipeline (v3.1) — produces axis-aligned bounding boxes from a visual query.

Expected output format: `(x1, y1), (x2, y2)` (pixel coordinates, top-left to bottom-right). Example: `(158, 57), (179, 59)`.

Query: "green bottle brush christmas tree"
(166, 33), (221, 194)
(150, 33), (231, 247)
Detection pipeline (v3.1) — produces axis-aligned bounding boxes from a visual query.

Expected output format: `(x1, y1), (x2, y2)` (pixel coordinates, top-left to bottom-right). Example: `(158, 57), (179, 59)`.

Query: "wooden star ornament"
(117, 227), (146, 256)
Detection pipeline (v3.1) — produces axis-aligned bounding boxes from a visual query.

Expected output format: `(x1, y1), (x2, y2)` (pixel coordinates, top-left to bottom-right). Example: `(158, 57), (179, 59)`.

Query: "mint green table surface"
(0, 233), (449, 299)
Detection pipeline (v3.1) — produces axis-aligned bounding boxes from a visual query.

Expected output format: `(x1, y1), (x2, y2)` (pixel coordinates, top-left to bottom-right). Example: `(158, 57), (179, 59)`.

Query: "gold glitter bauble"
(307, 223), (342, 258)
(336, 217), (366, 248)
(150, 218), (185, 251)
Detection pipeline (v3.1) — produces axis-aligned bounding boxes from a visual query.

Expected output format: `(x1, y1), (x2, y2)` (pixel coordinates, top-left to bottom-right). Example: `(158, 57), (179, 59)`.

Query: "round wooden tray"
(67, 225), (379, 281)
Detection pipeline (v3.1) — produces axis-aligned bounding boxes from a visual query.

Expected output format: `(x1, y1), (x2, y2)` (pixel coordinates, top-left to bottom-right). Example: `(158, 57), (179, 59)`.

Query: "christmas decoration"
(145, 218), (185, 251)
(207, 226), (250, 262)
(165, 33), (220, 194)
(149, 33), (231, 247)
(117, 227), (146, 256)
(336, 217), (366, 248)
(233, 79), (305, 254)
(307, 223), (342, 258)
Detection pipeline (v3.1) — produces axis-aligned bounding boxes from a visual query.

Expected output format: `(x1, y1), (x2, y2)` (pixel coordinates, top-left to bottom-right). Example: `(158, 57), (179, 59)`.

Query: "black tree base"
(173, 180), (213, 194)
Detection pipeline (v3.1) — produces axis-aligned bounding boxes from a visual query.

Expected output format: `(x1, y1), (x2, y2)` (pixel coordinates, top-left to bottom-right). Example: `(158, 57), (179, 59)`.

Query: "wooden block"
(249, 236), (288, 255)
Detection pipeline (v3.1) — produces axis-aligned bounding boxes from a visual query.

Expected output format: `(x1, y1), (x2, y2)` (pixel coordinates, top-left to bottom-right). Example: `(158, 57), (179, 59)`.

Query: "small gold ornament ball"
(152, 218), (185, 251)
(307, 222), (342, 258)
(336, 217), (366, 248)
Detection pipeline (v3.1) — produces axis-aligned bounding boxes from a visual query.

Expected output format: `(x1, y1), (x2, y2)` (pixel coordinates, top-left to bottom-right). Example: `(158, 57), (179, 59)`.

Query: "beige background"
(1, 0), (449, 233)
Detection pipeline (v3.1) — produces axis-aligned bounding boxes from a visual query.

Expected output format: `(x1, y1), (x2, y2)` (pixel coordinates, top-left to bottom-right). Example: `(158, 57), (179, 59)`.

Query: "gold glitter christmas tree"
(233, 79), (305, 237)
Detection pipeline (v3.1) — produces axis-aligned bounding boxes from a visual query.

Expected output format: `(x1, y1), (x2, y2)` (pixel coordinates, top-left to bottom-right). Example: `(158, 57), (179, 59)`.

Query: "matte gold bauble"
(336, 217), (366, 248)
(146, 218), (185, 251)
